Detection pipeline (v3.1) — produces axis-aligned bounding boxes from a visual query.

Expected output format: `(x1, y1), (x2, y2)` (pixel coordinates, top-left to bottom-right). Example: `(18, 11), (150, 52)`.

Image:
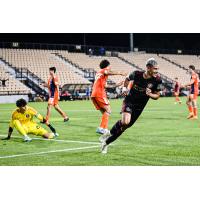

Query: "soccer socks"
(48, 124), (56, 134)
(13, 120), (27, 136)
(188, 105), (193, 114)
(193, 107), (198, 117)
(100, 111), (110, 129)
(106, 120), (125, 145)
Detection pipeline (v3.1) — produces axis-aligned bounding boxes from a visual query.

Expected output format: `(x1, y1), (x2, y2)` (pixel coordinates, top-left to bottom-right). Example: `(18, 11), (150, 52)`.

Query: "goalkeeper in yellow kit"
(3, 99), (58, 142)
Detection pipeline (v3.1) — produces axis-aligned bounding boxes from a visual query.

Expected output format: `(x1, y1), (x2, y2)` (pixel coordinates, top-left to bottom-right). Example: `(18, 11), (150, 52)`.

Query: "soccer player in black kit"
(100, 58), (162, 153)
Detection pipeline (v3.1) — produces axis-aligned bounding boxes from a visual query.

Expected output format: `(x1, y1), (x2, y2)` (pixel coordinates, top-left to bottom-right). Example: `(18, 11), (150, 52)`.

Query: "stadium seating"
(0, 63), (31, 95)
(160, 54), (200, 70)
(0, 49), (91, 86)
(56, 52), (136, 84)
(119, 52), (191, 84)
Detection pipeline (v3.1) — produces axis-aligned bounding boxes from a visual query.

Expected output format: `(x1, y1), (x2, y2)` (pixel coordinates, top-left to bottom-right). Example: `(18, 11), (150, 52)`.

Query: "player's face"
(18, 106), (27, 113)
(147, 66), (159, 77)
(188, 68), (193, 75)
(49, 70), (54, 76)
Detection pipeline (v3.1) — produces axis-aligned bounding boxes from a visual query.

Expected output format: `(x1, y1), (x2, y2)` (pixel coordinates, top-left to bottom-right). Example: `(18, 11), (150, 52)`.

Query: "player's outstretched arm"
(2, 127), (13, 140)
(106, 70), (127, 76)
(105, 81), (124, 89)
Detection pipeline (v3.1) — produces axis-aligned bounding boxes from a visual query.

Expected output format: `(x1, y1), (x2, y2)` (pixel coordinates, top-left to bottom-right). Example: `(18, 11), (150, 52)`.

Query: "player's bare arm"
(105, 81), (124, 89)
(146, 89), (160, 100)
(2, 127), (13, 140)
(121, 77), (131, 97)
(104, 69), (127, 76)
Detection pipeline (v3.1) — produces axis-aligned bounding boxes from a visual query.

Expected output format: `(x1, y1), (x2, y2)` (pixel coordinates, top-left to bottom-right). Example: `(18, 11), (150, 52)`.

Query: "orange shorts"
(91, 97), (110, 110)
(189, 93), (198, 101)
(48, 97), (59, 106)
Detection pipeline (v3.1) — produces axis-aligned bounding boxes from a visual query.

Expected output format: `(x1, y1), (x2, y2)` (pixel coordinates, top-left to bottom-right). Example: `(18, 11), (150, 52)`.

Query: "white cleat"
(96, 127), (105, 135)
(99, 129), (111, 143)
(23, 135), (32, 142)
(101, 141), (108, 154)
(54, 132), (59, 137)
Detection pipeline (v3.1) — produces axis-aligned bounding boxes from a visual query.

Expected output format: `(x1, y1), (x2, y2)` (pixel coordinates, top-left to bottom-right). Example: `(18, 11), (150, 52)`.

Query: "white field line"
(0, 134), (99, 145)
(0, 145), (100, 159)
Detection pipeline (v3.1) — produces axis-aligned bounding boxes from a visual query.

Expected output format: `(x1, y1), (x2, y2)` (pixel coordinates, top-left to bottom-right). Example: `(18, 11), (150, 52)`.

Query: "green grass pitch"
(0, 97), (200, 166)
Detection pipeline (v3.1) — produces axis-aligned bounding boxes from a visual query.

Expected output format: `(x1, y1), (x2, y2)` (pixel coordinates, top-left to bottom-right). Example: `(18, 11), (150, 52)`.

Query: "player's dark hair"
(16, 99), (27, 107)
(49, 67), (56, 73)
(100, 60), (110, 69)
(146, 58), (158, 67)
(189, 65), (195, 70)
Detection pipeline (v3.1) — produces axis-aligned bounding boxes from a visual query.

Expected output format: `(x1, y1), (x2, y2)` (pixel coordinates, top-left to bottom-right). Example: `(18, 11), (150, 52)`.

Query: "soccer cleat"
(64, 118), (69, 122)
(99, 129), (111, 143)
(187, 113), (194, 119)
(190, 116), (198, 120)
(54, 132), (59, 137)
(101, 141), (108, 154)
(96, 127), (104, 135)
(23, 135), (32, 142)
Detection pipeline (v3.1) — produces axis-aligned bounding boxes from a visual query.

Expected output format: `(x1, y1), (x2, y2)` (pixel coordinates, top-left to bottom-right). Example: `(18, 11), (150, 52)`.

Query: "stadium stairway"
(52, 52), (96, 82)
(158, 54), (187, 71)
(0, 58), (48, 96)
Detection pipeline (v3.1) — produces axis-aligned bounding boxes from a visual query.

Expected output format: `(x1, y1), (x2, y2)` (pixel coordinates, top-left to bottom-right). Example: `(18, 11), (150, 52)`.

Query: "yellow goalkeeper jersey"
(10, 106), (43, 127)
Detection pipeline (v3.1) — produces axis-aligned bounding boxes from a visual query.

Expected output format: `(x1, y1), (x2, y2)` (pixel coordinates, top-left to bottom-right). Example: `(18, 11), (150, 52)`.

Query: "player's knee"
(43, 133), (53, 139)
(121, 119), (130, 126)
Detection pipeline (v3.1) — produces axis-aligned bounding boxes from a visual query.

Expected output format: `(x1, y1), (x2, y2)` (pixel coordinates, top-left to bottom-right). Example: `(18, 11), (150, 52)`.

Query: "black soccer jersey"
(125, 70), (162, 105)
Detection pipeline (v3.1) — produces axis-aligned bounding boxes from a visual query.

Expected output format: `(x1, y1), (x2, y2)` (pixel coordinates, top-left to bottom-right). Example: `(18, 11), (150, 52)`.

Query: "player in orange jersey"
(43, 67), (69, 124)
(183, 65), (199, 120)
(91, 60), (126, 135)
(173, 77), (182, 104)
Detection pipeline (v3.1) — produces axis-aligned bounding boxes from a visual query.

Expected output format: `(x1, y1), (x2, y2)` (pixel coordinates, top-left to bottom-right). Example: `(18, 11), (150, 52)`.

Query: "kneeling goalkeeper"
(3, 98), (58, 142)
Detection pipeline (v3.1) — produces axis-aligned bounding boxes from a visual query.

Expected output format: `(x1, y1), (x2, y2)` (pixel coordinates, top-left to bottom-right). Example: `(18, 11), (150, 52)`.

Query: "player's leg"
(101, 105), (143, 153)
(99, 104), (111, 131)
(191, 96), (198, 119)
(54, 104), (69, 122)
(12, 120), (32, 141)
(46, 104), (53, 122)
(29, 123), (54, 139)
(91, 97), (110, 134)
(187, 95), (194, 119)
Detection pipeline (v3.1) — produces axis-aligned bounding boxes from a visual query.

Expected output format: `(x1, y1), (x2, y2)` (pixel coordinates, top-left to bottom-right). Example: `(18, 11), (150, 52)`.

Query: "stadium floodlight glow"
(12, 42), (19, 48)
(177, 49), (182, 54)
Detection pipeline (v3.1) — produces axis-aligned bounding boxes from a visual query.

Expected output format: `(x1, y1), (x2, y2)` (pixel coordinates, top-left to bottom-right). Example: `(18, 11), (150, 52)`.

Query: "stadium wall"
(0, 95), (28, 103)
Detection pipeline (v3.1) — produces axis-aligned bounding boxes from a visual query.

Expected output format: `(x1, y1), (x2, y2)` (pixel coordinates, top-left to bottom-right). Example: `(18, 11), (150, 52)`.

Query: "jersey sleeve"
(127, 71), (136, 81)
(9, 111), (17, 128)
(29, 107), (44, 121)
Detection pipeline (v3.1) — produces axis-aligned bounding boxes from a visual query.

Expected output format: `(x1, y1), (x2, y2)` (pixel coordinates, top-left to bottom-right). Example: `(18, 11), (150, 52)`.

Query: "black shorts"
(121, 99), (147, 115)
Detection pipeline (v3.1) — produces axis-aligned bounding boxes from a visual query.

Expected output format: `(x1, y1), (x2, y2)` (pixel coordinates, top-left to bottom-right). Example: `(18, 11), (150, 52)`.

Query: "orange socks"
(188, 105), (193, 114)
(100, 112), (110, 129)
(193, 107), (198, 117)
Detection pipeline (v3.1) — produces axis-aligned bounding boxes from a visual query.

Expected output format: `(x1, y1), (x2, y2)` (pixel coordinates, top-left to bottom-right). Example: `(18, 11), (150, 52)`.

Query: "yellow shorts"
(22, 122), (48, 136)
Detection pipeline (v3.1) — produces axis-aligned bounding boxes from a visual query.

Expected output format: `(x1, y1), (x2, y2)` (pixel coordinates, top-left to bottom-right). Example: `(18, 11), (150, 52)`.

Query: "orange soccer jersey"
(91, 66), (110, 98)
(91, 67), (110, 110)
(190, 73), (199, 100)
(48, 75), (59, 105)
